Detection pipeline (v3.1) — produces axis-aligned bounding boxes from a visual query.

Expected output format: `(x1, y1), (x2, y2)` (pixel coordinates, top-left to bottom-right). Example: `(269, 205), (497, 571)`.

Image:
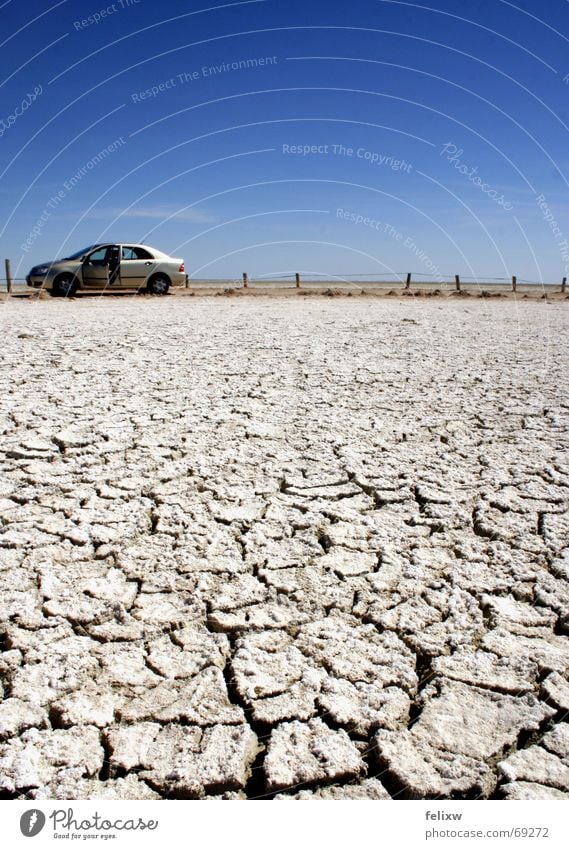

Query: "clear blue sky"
(2, 0), (569, 281)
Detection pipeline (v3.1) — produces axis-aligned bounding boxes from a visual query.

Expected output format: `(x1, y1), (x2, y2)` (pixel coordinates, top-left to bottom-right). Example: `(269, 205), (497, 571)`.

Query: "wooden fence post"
(5, 259), (12, 294)
(562, 277), (567, 293)
(295, 273), (300, 289)
(242, 272), (248, 289)
(512, 275), (517, 292)
(405, 273), (411, 290)
(455, 274), (461, 292)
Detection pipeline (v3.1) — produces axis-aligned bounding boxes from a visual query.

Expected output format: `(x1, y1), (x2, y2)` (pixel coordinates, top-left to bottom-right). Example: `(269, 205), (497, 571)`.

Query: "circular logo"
(20, 810), (46, 837)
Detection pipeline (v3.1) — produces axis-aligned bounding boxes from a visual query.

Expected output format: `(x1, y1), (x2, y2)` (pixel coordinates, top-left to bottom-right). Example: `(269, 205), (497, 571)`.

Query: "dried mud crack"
(0, 296), (568, 801)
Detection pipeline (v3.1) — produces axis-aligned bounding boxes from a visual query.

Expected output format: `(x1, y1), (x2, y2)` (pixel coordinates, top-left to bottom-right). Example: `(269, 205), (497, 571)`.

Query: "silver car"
(26, 243), (186, 296)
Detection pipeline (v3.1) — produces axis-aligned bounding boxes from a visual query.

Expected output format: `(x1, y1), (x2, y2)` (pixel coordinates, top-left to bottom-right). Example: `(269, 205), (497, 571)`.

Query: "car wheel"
(147, 273), (170, 295)
(52, 274), (77, 298)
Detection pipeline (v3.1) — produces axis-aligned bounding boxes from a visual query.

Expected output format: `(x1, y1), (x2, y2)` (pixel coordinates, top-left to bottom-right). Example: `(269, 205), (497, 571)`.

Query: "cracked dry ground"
(0, 295), (568, 802)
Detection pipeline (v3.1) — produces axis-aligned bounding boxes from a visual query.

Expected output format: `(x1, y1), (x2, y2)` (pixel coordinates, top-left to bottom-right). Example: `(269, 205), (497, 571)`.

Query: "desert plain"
(0, 294), (568, 800)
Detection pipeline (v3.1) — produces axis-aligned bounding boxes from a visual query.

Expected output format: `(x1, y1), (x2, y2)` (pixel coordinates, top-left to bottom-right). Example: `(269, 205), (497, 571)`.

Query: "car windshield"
(60, 245), (101, 260)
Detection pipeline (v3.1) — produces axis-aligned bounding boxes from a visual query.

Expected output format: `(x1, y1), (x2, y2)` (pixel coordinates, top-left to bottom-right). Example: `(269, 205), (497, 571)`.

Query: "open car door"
(82, 246), (112, 289)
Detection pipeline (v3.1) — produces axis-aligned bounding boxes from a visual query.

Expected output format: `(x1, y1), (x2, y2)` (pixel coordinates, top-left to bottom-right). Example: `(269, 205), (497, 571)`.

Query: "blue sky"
(2, 0), (569, 282)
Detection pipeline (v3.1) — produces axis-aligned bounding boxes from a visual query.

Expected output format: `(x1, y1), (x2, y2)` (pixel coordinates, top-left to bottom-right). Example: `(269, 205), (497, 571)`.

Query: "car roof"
(89, 243), (165, 253)
(94, 243), (153, 248)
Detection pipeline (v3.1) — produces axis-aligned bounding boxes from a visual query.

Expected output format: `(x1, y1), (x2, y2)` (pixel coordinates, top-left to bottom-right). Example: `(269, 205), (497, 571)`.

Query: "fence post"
(5, 259), (12, 294)
(455, 274), (461, 292)
(562, 277), (567, 293)
(405, 273), (411, 290)
(242, 272), (248, 289)
(512, 275), (517, 292)
(295, 273), (300, 289)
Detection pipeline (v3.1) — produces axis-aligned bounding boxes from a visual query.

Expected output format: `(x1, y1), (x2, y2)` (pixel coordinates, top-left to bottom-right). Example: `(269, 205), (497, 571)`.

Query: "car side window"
(86, 247), (108, 264)
(122, 246), (153, 260)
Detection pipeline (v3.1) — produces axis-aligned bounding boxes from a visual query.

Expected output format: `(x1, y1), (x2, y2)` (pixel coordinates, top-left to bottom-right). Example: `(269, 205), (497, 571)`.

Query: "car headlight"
(33, 265), (50, 275)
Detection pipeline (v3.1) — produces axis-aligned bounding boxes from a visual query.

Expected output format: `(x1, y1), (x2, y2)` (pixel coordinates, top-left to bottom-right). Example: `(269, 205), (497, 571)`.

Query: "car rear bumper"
(170, 271), (187, 288)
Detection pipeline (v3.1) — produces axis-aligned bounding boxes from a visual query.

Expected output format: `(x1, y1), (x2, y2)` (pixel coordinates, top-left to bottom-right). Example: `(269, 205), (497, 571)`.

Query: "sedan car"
(26, 243), (186, 296)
